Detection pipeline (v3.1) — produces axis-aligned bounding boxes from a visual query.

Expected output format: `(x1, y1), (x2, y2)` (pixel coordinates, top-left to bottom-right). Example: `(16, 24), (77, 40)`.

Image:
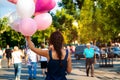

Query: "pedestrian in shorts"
(39, 43), (48, 77)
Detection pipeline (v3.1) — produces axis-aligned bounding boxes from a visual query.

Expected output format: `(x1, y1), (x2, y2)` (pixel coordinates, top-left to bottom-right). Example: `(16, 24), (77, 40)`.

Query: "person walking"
(11, 46), (24, 80)
(5, 45), (12, 68)
(84, 43), (96, 77)
(0, 47), (3, 68)
(25, 31), (72, 80)
(39, 43), (48, 77)
(25, 48), (38, 80)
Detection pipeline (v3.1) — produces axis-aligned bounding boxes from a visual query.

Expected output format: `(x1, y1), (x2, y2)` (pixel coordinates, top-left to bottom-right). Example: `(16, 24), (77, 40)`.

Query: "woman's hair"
(49, 31), (64, 66)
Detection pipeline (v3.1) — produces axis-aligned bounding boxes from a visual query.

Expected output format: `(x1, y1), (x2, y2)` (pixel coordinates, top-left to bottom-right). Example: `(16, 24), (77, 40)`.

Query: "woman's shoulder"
(62, 49), (68, 54)
(62, 49), (69, 59)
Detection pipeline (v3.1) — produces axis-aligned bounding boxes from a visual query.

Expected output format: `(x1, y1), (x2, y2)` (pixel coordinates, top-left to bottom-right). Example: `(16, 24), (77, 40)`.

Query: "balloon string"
(25, 38), (29, 50)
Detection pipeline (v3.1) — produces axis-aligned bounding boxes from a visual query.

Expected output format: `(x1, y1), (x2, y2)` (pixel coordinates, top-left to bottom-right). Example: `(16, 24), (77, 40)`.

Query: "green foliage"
(52, 8), (80, 44)
(32, 25), (56, 46)
(96, 0), (120, 41)
(0, 17), (25, 47)
(0, 17), (10, 34)
(1, 0), (120, 47)
(0, 17), (10, 47)
(79, 0), (120, 43)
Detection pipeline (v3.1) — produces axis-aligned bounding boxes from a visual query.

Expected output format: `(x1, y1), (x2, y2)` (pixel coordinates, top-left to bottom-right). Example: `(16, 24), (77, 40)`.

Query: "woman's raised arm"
(25, 36), (49, 59)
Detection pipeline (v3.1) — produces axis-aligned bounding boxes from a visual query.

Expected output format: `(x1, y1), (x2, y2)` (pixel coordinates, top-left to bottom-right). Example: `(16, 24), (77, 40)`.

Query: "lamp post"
(72, 20), (79, 44)
(118, 33), (120, 37)
(118, 33), (120, 42)
(92, 0), (97, 29)
(72, 20), (78, 28)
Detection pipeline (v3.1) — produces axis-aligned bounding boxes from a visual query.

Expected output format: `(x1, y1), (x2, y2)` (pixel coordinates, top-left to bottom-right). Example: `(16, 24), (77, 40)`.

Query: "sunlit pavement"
(70, 54), (120, 80)
(0, 55), (120, 80)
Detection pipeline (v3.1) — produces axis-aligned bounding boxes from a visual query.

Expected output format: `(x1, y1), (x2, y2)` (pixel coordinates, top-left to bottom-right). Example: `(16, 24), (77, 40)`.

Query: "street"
(0, 55), (120, 80)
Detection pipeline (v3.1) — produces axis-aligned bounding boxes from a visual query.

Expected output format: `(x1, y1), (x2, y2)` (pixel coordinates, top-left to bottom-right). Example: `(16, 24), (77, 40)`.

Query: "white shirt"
(40, 48), (47, 61)
(0, 50), (3, 56)
(12, 50), (23, 63)
(26, 49), (37, 63)
(40, 56), (47, 61)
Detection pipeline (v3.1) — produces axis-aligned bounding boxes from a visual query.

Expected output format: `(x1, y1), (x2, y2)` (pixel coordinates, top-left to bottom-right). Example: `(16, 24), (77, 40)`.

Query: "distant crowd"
(0, 44), (49, 80)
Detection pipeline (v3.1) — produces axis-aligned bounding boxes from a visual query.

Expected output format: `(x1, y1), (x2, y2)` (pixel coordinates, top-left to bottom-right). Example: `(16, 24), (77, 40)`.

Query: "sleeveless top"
(45, 50), (68, 80)
(5, 49), (12, 58)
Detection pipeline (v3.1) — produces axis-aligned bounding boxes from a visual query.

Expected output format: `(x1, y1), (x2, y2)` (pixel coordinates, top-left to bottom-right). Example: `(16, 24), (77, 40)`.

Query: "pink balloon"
(8, 0), (18, 4)
(34, 13), (52, 30)
(34, 12), (47, 16)
(19, 18), (37, 36)
(34, 12), (41, 16)
(34, 0), (37, 3)
(35, 0), (56, 12)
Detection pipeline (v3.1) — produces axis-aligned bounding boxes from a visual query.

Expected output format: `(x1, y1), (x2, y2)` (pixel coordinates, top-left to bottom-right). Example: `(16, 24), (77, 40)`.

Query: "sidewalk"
(1, 57), (120, 80)
(67, 69), (100, 80)
(0, 59), (100, 80)
(0, 67), (100, 80)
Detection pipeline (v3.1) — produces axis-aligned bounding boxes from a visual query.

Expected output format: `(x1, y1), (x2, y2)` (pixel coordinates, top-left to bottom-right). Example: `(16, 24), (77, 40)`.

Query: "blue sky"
(0, 0), (61, 18)
(0, 0), (16, 18)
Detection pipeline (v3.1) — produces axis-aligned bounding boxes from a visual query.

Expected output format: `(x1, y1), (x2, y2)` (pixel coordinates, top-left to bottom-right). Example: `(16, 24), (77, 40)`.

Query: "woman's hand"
(24, 36), (49, 58)
(25, 36), (34, 50)
(25, 36), (31, 42)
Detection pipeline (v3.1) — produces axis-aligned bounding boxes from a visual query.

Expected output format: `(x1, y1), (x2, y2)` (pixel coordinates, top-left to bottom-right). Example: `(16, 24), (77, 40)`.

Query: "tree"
(32, 24), (56, 47)
(97, 0), (120, 42)
(79, 0), (120, 44)
(52, 0), (85, 44)
(52, 8), (80, 43)
(1, 0), (120, 47)
(0, 17), (10, 47)
(0, 17), (25, 47)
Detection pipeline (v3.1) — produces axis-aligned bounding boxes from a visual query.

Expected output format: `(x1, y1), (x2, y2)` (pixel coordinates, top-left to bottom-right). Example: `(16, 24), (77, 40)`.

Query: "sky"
(0, 0), (61, 18)
(0, 0), (16, 18)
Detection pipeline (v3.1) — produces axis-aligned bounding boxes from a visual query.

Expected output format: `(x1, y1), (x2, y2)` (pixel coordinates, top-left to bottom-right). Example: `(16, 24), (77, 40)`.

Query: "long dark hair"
(49, 31), (64, 66)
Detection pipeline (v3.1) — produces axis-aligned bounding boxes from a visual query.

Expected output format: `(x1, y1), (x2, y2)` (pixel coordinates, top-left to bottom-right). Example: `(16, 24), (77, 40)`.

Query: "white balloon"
(8, 11), (21, 32)
(8, 11), (20, 24)
(16, 0), (35, 18)
(11, 19), (21, 32)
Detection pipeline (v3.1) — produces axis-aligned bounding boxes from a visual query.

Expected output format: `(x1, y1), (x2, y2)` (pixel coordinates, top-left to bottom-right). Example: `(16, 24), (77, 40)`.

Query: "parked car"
(112, 47), (120, 58)
(74, 45), (86, 60)
(91, 45), (101, 58)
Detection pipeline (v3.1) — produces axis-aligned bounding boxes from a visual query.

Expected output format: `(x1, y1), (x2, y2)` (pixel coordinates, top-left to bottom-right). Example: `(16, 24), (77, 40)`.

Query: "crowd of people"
(0, 31), (72, 80)
(0, 31), (120, 80)
(0, 43), (96, 80)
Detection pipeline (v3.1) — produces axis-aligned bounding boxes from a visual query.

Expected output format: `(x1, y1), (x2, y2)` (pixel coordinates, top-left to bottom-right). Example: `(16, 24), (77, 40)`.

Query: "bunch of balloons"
(8, 0), (56, 36)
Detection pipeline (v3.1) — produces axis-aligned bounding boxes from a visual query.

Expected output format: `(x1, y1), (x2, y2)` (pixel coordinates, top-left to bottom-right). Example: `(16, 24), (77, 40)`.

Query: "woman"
(11, 46), (24, 80)
(5, 45), (12, 68)
(39, 43), (48, 77)
(26, 31), (72, 80)
(0, 47), (3, 68)
(25, 48), (38, 80)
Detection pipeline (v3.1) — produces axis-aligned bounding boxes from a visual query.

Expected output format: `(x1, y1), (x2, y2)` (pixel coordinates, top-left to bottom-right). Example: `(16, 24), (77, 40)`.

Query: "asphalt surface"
(0, 55), (120, 80)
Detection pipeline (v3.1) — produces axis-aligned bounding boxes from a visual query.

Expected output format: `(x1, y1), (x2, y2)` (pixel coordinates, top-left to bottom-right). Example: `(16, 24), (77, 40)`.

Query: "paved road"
(0, 55), (120, 80)
(72, 57), (120, 80)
